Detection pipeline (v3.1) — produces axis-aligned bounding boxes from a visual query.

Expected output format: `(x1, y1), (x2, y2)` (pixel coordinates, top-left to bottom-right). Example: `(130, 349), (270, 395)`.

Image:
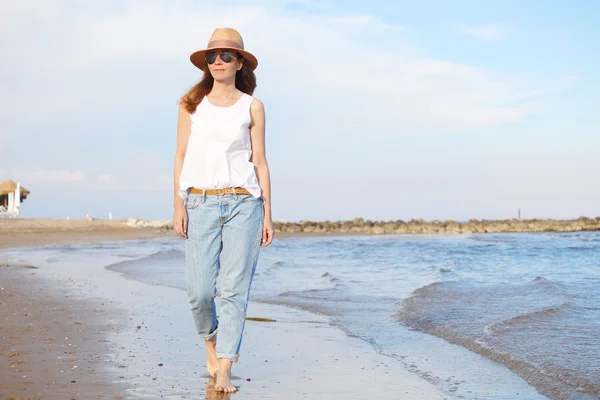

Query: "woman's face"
(206, 49), (243, 79)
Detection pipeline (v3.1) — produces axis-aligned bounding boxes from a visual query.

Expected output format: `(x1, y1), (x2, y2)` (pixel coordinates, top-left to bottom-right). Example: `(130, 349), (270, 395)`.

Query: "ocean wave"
(103, 248), (186, 290)
(320, 272), (339, 282)
(255, 260), (286, 276)
(112, 254), (145, 259)
(263, 260), (285, 271)
(58, 244), (79, 252)
(482, 301), (576, 337)
(567, 246), (596, 251)
(545, 232), (599, 242)
(526, 275), (568, 294)
(258, 288), (347, 316)
(275, 281), (353, 304)
(468, 234), (517, 243)
(396, 279), (599, 399)
(105, 249), (183, 269)
(141, 249), (183, 260)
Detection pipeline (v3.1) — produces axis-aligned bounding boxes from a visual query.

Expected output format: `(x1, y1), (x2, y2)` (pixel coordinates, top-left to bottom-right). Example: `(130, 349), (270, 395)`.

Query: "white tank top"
(178, 93), (262, 201)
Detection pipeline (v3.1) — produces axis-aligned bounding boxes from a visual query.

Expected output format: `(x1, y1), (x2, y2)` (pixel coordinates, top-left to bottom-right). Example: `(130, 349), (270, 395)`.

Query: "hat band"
(207, 40), (244, 50)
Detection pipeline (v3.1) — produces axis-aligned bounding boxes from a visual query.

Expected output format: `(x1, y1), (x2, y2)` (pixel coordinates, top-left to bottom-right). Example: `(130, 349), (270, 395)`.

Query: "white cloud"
(0, 126), (11, 141)
(98, 174), (114, 183)
(0, 1), (539, 136)
(522, 74), (581, 97)
(76, 147), (173, 191)
(455, 23), (506, 41)
(6, 169), (86, 184)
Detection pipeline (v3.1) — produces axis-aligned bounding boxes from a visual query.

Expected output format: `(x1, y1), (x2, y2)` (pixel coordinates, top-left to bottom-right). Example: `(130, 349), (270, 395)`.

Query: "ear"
(237, 58), (244, 71)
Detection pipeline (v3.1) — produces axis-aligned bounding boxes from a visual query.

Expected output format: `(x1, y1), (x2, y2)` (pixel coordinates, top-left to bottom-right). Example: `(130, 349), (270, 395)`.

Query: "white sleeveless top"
(178, 93), (262, 201)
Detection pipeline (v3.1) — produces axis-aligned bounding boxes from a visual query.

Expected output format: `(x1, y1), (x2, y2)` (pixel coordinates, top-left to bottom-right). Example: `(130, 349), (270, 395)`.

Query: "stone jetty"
(128, 216), (600, 235)
(274, 216), (600, 234)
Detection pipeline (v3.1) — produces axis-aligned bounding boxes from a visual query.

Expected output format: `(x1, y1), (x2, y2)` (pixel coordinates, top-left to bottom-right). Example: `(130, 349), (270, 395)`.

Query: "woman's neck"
(210, 80), (238, 97)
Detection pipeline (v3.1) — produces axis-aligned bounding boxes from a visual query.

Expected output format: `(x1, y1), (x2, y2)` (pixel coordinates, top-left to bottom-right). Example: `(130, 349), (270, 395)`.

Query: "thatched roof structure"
(0, 180), (30, 199)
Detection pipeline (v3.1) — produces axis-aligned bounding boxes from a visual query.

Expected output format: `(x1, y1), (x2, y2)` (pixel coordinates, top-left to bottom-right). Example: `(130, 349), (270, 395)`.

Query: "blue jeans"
(184, 192), (264, 362)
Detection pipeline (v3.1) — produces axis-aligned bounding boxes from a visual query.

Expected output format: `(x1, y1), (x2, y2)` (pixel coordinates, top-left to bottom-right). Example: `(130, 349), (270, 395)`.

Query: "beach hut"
(0, 180), (30, 218)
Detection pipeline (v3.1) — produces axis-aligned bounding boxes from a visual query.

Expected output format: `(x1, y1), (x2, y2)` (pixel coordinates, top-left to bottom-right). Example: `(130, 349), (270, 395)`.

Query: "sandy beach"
(0, 264), (127, 399)
(0, 218), (173, 249)
(0, 223), (459, 399)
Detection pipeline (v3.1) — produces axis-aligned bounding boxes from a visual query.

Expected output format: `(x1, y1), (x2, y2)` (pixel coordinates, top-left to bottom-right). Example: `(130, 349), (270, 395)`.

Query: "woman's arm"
(249, 98), (274, 246)
(173, 105), (191, 237)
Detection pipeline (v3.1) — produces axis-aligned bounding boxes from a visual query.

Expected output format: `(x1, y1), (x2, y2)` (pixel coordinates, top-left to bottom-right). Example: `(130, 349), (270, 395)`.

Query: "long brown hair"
(180, 55), (257, 114)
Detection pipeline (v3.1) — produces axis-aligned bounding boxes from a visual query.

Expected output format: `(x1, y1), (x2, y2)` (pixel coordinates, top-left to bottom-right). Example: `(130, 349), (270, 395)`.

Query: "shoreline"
(1, 216), (599, 250)
(0, 241), (458, 399)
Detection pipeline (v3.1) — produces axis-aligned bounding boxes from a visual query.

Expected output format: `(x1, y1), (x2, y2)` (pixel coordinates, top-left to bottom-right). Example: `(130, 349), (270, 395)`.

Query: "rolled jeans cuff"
(217, 353), (240, 363)
(201, 327), (218, 341)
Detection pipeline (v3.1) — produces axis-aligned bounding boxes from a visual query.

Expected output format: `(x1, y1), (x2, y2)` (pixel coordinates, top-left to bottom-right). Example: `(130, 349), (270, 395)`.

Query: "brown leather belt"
(190, 187), (252, 196)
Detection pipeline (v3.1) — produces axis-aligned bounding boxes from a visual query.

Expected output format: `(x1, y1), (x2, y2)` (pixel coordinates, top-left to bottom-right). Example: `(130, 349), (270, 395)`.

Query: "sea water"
(15, 231), (599, 399)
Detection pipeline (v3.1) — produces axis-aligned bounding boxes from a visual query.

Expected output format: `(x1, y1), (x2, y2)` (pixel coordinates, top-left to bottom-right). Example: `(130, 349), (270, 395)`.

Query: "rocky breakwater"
(126, 218), (173, 231)
(274, 216), (600, 235)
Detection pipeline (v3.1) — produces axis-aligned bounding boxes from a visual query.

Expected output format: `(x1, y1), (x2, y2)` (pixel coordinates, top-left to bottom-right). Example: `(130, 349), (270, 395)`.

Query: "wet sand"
(0, 235), (453, 399)
(0, 264), (126, 399)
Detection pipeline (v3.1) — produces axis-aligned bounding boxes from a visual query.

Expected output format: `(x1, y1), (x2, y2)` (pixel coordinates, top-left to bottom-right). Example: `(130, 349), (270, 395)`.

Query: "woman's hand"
(173, 204), (188, 238)
(261, 217), (274, 247)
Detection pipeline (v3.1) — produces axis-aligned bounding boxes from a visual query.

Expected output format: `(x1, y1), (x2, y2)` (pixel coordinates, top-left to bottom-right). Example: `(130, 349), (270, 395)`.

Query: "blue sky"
(1, 0), (598, 222)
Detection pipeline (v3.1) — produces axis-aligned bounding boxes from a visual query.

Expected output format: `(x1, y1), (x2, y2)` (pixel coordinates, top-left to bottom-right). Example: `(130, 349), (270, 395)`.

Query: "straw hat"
(190, 28), (258, 71)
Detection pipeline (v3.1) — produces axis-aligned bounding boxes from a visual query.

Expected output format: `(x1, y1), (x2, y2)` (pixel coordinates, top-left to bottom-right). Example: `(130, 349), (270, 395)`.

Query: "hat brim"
(190, 47), (258, 71)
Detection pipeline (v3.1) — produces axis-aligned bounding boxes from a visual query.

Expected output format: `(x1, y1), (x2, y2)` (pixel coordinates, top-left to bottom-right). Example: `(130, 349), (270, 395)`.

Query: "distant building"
(0, 180), (30, 218)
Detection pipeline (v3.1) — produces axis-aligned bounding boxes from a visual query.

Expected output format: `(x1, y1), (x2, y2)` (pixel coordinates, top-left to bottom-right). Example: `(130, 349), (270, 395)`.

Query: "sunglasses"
(205, 51), (238, 65)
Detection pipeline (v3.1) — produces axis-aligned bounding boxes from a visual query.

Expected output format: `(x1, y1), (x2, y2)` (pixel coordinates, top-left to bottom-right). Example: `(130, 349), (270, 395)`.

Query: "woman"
(172, 27), (274, 393)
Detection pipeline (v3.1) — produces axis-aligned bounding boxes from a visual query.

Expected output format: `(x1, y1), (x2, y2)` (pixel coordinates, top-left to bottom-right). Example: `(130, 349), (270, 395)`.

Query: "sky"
(1, 0), (599, 222)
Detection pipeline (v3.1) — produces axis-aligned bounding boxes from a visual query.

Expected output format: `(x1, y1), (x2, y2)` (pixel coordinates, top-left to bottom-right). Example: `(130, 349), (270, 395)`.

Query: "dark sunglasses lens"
(206, 53), (217, 64)
(220, 52), (233, 63)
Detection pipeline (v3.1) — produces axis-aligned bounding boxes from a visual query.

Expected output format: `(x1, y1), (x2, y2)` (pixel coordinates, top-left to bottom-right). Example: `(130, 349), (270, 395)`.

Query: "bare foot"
(205, 337), (218, 377)
(215, 358), (237, 393)
(206, 377), (232, 400)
